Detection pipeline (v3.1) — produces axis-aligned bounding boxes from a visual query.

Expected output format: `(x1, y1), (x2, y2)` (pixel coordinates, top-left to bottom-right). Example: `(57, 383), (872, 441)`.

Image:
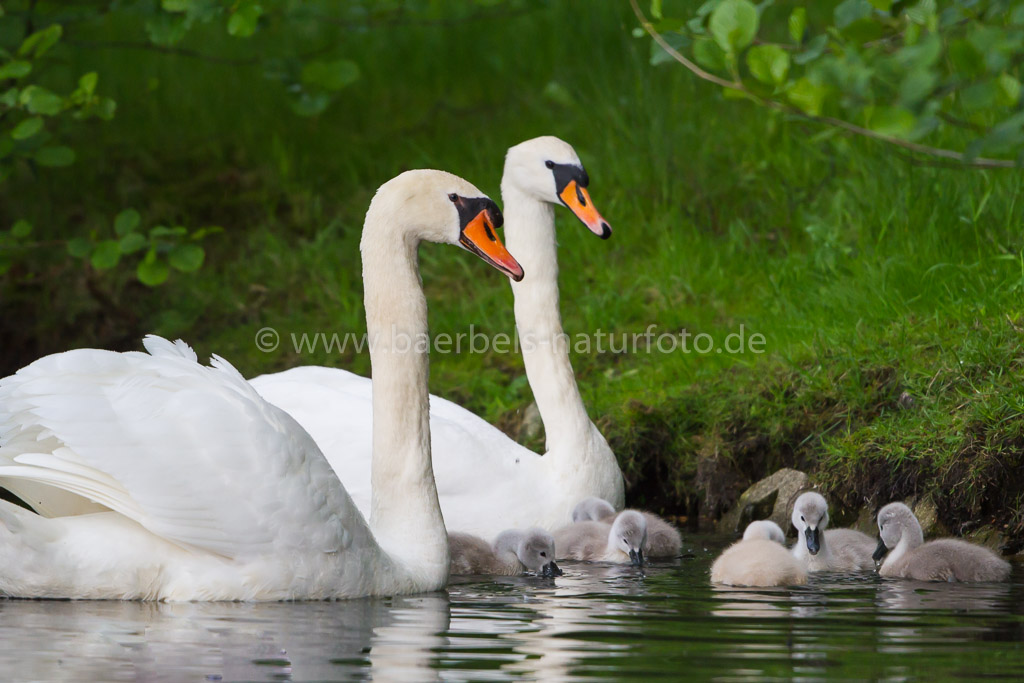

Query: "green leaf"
(709, 0), (759, 53)
(898, 67), (937, 106)
(746, 44), (790, 85)
(789, 7), (806, 44)
(0, 60), (31, 80)
(0, 87), (18, 107)
(998, 73), (1021, 107)
(114, 208), (141, 236)
(162, 0), (192, 11)
(90, 240), (121, 270)
(834, 0), (873, 29)
(18, 25), (62, 59)
(949, 40), (984, 79)
(794, 34), (827, 65)
(787, 77), (827, 116)
(20, 86), (63, 116)
(541, 80), (573, 107)
(168, 243), (205, 272)
(11, 219), (32, 238)
(34, 146), (75, 167)
(693, 37), (728, 71)
(11, 116), (43, 140)
(149, 225), (188, 239)
(651, 0), (663, 21)
(137, 249), (170, 286)
(866, 106), (915, 137)
(227, 1), (262, 37)
(78, 72), (98, 96)
(868, 0), (892, 9)
(300, 59), (360, 92)
(145, 14), (189, 46)
(190, 225), (224, 240)
(960, 82), (999, 112)
(119, 232), (147, 254)
(67, 237), (91, 258)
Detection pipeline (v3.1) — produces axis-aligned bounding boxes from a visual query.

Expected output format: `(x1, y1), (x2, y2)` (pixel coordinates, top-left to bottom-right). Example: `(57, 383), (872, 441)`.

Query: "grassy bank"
(2, 2), (1023, 542)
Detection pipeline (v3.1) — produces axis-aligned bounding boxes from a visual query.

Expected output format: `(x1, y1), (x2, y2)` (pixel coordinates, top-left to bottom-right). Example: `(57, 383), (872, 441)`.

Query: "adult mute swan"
(0, 170), (523, 600)
(251, 137), (624, 537)
(874, 502), (1010, 582)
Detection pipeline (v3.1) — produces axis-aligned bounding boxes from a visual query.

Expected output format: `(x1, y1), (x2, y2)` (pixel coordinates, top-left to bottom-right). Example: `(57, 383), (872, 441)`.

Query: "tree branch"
(629, 0), (1019, 170)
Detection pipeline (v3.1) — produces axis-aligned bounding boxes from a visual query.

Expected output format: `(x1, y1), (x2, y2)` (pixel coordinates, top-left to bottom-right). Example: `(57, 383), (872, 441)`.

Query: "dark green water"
(1, 539), (1021, 681)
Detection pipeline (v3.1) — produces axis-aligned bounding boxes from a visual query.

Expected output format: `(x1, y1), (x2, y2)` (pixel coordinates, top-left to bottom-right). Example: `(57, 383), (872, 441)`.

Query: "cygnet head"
(791, 492), (830, 556)
(873, 502), (923, 563)
(363, 169), (523, 281)
(572, 497), (616, 523)
(743, 520), (786, 544)
(502, 136), (612, 239)
(521, 527), (562, 577)
(609, 510), (648, 566)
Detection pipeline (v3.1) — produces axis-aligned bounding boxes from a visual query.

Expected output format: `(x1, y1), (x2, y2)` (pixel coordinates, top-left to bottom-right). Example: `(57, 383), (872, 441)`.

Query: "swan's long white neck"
(501, 183), (598, 457)
(362, 222), (447, 587)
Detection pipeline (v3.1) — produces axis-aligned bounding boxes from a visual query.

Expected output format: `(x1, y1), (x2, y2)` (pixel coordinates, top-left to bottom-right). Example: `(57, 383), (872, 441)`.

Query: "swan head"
(364, 169), (524, 281)
(743, 520), (786, 544)
(791, 492), (829, 556)
(610, 510), (648, 566)
(503, 136), (612, 239)
(517, 527), (563, 577)
(874, 502), (921, 563)
(571, 497), (616, 523)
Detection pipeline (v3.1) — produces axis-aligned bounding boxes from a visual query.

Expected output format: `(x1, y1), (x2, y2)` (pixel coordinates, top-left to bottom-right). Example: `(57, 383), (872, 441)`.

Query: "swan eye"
(448, 193), (458, 202)
(800, 515), (805, 522)
(545, 160), (555, 169)
(540, 552), (547, 558)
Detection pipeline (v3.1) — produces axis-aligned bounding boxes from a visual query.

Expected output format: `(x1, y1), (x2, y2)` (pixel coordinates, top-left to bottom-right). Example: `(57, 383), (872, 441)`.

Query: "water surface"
(1, 538), (1021, 681)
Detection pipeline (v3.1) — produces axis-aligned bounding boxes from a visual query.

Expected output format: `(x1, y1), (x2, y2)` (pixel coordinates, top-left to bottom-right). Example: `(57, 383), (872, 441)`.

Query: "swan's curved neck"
(501, 183), (595, 454)
(362, 227), (447, 584)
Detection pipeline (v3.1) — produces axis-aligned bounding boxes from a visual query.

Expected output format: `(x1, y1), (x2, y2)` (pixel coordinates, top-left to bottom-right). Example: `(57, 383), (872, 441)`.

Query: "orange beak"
(559, 180), (612, 239)
(459, 209), (525, 282)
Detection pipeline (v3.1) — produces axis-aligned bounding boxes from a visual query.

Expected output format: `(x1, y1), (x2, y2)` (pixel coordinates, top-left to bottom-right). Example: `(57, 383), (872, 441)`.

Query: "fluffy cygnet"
(791, 492), (876, 571)
(710, 520), (808, 587)
(449, 527), (562, 577)
(570, 497), (682, 558)
(554, 510), (648, 565)
(874, 502), (1010, 582)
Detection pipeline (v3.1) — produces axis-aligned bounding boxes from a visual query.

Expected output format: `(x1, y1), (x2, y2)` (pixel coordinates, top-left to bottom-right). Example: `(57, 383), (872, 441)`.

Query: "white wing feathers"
(0, 337), (367, 560)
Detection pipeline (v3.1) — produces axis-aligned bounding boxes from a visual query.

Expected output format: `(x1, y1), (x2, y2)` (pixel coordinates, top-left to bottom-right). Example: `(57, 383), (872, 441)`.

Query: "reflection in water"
(0, 540), (1020, 681)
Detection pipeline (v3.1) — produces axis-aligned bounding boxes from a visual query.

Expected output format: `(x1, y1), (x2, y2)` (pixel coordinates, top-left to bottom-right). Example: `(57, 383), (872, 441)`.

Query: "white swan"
(0, 170), (523, 600)
(250, 137), (624, 537)
(874, 502), (1011, 582)
(790, 492), (876, 571)
(449, 527), (561, 576)
(710, 520), (807, 587)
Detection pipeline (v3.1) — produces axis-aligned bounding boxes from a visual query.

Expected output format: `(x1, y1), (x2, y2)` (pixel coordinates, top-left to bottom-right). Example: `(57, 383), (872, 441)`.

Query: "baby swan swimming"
(711, 520), (807, 587)
(554, 510), (647, 565)
(449, 528), (562, 577)
(571, 497), (682, 558)
(791, 492), (875, 571)
(874, 502), (1010, 582)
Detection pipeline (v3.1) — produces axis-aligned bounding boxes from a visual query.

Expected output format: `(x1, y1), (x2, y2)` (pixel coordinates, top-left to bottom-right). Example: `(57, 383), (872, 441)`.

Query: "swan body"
(711, 520), (807, 587)
(0, 170), (521, 600)
(874, 502), (1010, 582)
(251, 137), (624, 538)
(553, 510), (647, 565)
(570, 496), (682, 558)
(449, 527), (561, 577)
(791, 492), (875, 571)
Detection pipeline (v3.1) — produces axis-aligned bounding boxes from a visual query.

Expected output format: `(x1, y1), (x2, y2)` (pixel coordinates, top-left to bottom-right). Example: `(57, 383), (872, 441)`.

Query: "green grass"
(3, 1), (1024, 540)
